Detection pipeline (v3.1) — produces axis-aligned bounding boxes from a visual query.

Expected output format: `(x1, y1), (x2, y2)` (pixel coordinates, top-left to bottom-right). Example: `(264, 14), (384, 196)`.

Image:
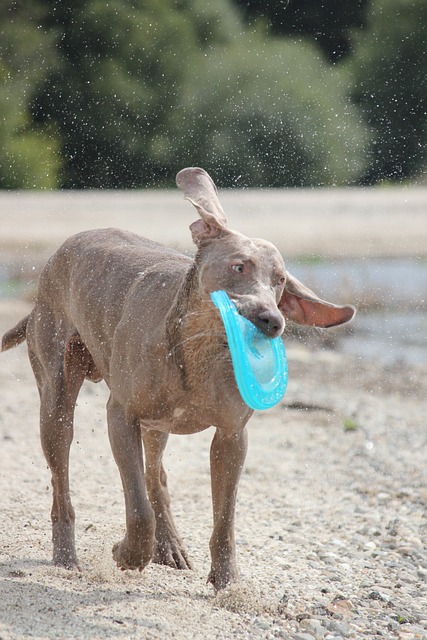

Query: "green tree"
(0, 0), (60, 188)
(232, 0), (370, 62)
(30, 0), (235, 188)
(171, 34), (369, 187)
(1, 0), (371, 189)
(351, 0), (427, 183)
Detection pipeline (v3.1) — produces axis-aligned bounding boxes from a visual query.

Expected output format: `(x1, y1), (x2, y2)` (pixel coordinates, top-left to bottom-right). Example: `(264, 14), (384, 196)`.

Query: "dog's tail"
(2, 316), (29, 351)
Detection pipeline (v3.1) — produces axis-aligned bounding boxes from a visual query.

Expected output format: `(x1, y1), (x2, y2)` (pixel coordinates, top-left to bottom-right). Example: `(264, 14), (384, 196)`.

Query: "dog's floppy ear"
(176, 167), (229, 244)
(279, 272), (356, 327)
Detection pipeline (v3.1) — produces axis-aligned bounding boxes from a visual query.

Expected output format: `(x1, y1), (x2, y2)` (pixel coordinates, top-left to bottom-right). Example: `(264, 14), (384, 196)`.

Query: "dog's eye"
(231, 264), (245, 274)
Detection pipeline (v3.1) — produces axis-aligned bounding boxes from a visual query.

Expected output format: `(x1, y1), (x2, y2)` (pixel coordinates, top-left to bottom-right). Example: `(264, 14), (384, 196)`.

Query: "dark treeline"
(0, 0), (426, 189)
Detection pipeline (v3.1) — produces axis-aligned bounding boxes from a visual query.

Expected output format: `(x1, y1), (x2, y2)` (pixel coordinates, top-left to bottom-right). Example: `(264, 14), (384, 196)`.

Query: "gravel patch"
(0, 299), (426, 640)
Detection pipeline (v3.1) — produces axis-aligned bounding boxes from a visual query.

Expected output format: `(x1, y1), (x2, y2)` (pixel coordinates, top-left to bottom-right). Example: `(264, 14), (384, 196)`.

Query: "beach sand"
(1, 188), (426, 640)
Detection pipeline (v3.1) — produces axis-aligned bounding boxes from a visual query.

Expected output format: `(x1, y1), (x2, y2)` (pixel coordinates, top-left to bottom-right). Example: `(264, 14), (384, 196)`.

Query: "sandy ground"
(0, 188), (426, 640)
(1, 187), (427, 262)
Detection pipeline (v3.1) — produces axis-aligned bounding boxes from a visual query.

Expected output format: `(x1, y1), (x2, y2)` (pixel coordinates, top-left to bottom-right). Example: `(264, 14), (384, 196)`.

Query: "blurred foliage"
(171, 35), (368, 187)
(232, 0), (370, 62)
(0, 0), (60, 188)
(0, 0), (424, 189)
(29, 0), (202, 188)
(350, 0), (427, 184)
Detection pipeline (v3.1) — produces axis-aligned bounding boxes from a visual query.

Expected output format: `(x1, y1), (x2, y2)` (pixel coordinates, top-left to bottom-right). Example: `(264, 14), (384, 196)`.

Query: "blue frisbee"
(211, 290), (288, 411)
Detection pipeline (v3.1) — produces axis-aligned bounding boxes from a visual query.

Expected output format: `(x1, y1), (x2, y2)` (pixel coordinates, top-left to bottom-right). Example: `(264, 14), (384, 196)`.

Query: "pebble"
(417, 568), (427, 581)
(324, 620), (353, 637)
(254, 619), (270, 630)
(293, 634), (316, 640)
(298, 618), (326, 639)
(398, 546), (417, 556)
(368, 590), (391, 603)
(400, 624), (427, 637)
(365, 541), (377, 550)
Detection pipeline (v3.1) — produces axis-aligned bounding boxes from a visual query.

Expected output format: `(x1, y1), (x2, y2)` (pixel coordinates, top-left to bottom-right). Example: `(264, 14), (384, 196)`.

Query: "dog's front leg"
(107, 397), (155, 571)
(208, 426), (248, 591)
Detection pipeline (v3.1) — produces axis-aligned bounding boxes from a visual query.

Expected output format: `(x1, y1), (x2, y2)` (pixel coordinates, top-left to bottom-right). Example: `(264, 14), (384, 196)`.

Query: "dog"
(2, 167), (355, 590)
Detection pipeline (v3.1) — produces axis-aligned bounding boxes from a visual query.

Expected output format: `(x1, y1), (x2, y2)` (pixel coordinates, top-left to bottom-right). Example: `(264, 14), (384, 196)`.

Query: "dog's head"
(177, 167), (355, 338)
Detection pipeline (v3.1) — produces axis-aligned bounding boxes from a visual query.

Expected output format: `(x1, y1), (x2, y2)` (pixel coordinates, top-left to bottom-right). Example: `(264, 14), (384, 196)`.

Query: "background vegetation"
(0, 0), (425, 189)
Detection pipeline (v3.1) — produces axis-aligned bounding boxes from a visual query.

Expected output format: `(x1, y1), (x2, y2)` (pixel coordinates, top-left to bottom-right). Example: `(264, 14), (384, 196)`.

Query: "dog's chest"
(139, 342), (251, 434)
(140, 389), (251, 434)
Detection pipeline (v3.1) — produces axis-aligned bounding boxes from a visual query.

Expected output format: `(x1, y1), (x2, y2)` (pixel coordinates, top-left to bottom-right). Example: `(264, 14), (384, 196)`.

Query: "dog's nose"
(255, 308), (284, 338)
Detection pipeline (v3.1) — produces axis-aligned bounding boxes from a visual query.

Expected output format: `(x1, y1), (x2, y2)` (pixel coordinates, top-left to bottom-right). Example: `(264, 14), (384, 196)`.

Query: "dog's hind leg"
(27, 309), (87, 569)
(143, 430), (193, 570)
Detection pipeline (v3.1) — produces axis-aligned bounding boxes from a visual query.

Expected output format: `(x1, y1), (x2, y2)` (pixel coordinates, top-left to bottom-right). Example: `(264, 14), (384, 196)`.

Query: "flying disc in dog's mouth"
(210, 290), (288, 410)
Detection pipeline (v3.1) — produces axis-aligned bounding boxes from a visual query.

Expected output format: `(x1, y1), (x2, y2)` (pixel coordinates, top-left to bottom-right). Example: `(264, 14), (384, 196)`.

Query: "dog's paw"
(52, 527), (80, 570)
(112, 539), (153, 572)
(207, 565), (239, 592)
(53, 553), (80, 571)
(152, 536), (193, 570)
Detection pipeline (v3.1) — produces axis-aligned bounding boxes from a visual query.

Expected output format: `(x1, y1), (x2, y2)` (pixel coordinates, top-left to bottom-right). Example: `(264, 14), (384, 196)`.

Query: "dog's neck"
(166, 259), (229, 388)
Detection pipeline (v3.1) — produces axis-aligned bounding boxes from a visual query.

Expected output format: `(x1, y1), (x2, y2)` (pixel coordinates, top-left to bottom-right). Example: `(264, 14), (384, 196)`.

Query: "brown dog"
(2, 168), (355, 590)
